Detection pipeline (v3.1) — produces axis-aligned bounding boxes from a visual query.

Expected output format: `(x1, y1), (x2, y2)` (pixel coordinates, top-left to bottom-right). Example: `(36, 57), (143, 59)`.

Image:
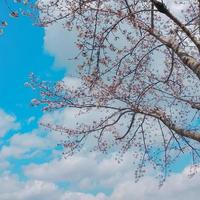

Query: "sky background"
(0, 1), (200, 200)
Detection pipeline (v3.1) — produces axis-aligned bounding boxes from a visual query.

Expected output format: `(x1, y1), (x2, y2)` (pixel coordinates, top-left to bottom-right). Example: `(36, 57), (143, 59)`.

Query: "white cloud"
(0, 109), (20, 137)
(62, 76), (82, 90)
(109, 170), (200, 200)
(24, 154), (97, 182)
(40, 106), (116, 136)
(0, 130), (54, 159)
(24, 152), (133, 190)
(0, 173), (107, 200)
(3, 169), (200, 200)
(44, 22), (79, 74)
(0, 173), (61, 200)
(22, 151), (200, 200)
(60, 192), (108, 200)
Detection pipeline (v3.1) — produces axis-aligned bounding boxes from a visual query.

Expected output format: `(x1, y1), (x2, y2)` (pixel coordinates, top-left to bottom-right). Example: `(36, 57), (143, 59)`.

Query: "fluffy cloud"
(0, 173), (61, 200)
(62, 76), (82, 90)
(23, 148), (200, 200)
(24, 152), (133, 190)
(60, 192), (107, 200)
(0, 173), (107, 200)
(22, 152), (200, 200)
(0, 130), (56, 159)
(44, 22), (79, 74)
(41, 107), (107, 129)
(3, 169), (200, 200)
(0, 109), (20, 137)
(109, 169), (200, 200)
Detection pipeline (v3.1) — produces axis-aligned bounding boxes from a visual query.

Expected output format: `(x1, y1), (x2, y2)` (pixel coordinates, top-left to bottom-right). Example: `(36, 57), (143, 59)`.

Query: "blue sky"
(0, 1), (200, 200)
(0, 4), (64, 179)
(0, 6), (64, 125)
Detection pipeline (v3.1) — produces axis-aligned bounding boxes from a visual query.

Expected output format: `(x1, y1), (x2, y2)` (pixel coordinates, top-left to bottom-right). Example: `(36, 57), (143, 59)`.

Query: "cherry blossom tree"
(29, 0), (200, 183)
